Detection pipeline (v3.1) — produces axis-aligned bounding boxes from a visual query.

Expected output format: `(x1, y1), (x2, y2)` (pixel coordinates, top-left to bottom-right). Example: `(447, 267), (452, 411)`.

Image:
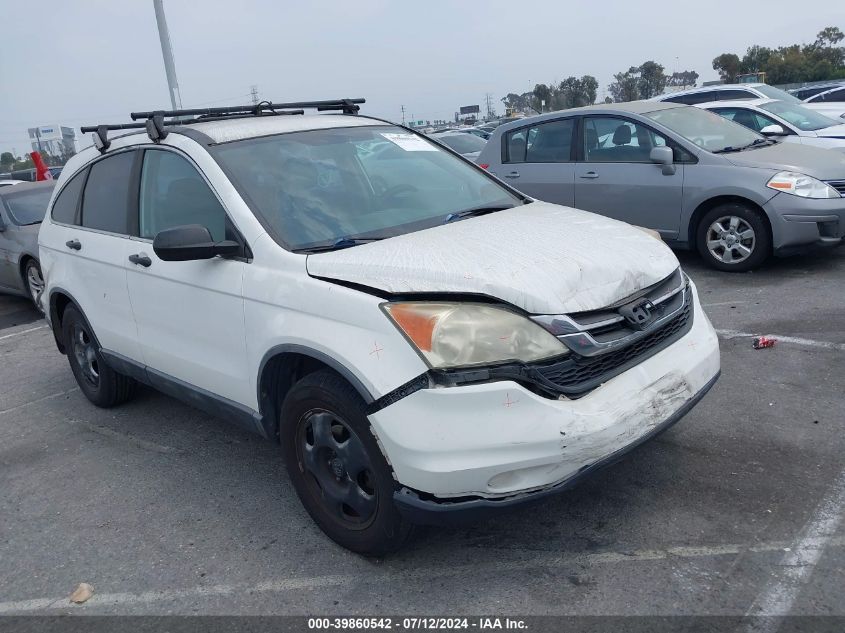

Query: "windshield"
(758, 100), (840, 131)
(644, 106), (763, 153)
(214, 125), (520, 251)
(755, 85), (802, 103)
(434, 133), (487, 154)
(2, 187), (53, 225)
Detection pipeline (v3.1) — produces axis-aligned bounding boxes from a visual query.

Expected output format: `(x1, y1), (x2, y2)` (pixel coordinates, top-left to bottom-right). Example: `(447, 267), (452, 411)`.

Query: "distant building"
(28, 125), (76, 157)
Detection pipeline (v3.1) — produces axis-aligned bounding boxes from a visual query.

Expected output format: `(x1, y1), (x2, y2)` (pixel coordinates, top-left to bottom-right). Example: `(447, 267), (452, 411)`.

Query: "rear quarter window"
(51, 168), (87, 225)
(80, 151), (136, 235)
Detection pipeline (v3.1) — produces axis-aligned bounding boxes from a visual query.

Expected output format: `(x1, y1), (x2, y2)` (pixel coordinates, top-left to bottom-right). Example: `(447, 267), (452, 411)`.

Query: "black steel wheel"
(62, 305), (137, 408)
(280, 369), (411, 556)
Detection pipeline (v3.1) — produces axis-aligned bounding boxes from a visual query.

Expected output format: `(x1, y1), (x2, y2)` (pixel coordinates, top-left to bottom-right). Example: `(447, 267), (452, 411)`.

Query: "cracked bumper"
(368, 283), (720, 522)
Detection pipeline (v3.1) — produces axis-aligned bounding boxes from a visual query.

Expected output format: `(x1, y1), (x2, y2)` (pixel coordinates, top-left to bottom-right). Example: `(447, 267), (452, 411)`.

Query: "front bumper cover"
(394, 371), (720, 526)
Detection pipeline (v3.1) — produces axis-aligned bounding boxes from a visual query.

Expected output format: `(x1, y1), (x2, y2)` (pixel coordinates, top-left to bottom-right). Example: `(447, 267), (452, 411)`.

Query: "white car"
(800, 85), (845, 121)
(654, 82), (802, 105)
(0, 179), (27, 188)
(698, 98), (845, 153)
(38, 99), (720, 555)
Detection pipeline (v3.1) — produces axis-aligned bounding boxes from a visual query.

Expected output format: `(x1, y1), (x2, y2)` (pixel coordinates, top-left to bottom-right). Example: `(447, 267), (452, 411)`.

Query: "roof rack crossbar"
(130, 98), (364, 120)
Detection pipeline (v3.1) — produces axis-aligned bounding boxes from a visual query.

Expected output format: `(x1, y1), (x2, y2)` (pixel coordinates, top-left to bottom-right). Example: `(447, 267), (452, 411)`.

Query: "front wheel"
(280, 369), (412, 556)
(696, 204), (770, 272)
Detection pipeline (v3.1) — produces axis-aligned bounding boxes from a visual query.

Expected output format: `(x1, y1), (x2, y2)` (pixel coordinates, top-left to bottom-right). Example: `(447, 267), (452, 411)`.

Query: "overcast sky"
(1, 0), (842, 155)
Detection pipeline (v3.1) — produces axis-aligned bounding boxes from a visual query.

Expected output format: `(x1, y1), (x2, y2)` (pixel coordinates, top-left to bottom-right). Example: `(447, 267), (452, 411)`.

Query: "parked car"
(654, 83), (801, 105)
(476, 101), (845, 271)
(464, 127), (491, 140)
(698, 99), (845, 152)
(0, 180), (54, 307)
(800, 85), (845, 121)
(0, 179), (27, 188)
(6, 166), (63, 182)
(430, 129), (488, 158)
(39, 99), (720, 555)
(789, 82), (845, 102)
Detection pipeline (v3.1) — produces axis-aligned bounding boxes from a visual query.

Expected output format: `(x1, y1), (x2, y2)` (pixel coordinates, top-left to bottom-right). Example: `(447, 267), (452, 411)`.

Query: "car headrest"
(612, 124), (632, 145)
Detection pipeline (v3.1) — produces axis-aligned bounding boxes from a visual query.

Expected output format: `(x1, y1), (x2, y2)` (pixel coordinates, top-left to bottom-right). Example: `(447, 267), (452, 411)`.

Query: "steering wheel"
(691, 137), (706, 148)
(380, 184), (418, 200)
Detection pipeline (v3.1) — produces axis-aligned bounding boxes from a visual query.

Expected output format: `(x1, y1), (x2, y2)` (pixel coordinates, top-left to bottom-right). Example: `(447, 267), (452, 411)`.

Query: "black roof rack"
(81, 98), (365, 153)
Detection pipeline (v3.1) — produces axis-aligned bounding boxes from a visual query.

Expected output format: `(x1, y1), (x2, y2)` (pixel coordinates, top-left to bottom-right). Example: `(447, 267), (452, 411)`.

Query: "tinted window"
(665, 92), (716, 105)
(504, 128), (528, 162)
(139, 150), (227, 241)
(717, 89), (757, 100)
(820, 88), (845, 102)
(583, 117), (670, 163)
(3, 186), (55, 225)
(525, 119), (574, 163)
(51, 169), (87, 224)
(81, 152), (135, 234)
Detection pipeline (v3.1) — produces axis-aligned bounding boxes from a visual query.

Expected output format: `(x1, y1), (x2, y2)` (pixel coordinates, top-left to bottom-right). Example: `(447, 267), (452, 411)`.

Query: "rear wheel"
(23, 259), (44, 312)
(696, 203), (770, 272)
(62, 306), (137, 407)
(280, 369), (411, 556)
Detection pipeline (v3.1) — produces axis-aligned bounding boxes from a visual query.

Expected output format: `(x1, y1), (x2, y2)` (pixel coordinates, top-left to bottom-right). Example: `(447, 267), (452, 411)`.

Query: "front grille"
(531, 292), (693, 398)
(827, 180), (845, 195)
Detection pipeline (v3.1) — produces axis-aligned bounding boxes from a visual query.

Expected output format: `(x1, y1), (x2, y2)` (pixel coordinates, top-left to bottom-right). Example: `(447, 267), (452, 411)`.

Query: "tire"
(696, 203), (771, 272)
(23, 259), (45, 312)
(62, 305), (137, 408)
(280, 369), (412, 556)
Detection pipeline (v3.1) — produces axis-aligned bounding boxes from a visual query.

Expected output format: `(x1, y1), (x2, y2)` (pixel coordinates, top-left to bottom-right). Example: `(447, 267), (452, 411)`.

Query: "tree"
(637, 61), (667, 99)
(740, 45), (773, 73)
(608, 66), (641, 102)
(553, 75), (599, 109)
(712, 53), (741, 82)
(532, 83), (553, 112)
(0, 152), (14, 171)
(815, 26), (844, 47)
(667, 70), (699, 89)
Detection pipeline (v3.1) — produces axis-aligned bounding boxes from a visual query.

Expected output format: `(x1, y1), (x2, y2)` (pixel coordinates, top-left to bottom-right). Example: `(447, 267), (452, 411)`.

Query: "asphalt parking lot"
(0, 247), (843, 617)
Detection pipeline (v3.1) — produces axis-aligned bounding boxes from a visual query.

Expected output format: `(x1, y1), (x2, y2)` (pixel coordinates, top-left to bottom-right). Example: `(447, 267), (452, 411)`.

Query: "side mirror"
(152, 224), (240, 262)
(649, 146), (676, 175)
(760, 124), (787, 137)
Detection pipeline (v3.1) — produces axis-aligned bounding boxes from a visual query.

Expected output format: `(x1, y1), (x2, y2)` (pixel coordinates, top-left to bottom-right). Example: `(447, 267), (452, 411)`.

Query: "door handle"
(579, 171), (599, 179)
(504, 171), (520, 179)
(128, 253), (152, 268)
(65, 239), (81, 251)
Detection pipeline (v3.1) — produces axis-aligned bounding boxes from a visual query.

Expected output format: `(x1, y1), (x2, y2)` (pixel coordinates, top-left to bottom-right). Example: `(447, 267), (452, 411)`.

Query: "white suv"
(38, 99), (720, 555)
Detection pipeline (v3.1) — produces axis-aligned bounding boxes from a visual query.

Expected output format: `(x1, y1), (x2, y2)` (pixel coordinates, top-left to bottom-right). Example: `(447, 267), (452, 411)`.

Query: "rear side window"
(717, 90), (756, 100)
(505, 119), (575, 163)
(51, 169), (87, 225)
(820, 88), (845, 102)
(664, 91), (716, 105)
(81, 151), (136, 235)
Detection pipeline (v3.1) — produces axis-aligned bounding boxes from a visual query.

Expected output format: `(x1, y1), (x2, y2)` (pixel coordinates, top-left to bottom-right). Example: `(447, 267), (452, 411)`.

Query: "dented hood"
(306, 202), (678, 314)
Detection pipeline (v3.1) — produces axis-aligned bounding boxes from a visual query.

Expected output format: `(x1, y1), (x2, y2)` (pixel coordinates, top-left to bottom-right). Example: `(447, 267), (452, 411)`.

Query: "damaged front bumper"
(367, 282), (720, 525)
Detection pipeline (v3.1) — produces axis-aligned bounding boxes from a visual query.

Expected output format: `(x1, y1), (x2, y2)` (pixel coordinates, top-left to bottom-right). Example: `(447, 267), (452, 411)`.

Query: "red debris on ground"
(753, 336), (777, 349)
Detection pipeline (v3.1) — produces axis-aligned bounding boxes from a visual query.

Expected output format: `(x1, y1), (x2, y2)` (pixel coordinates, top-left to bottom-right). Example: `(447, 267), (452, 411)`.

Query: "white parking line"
(0, 388), (78, 417)
(716, 329), (845, 352)
(702, 301), (750, 307)
(744, 468), (845, 627)
(1, 535), (843, 613)
(0, 324), (48, 341)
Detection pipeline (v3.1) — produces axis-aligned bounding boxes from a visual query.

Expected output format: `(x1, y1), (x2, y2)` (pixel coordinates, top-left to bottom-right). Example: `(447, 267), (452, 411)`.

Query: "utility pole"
(250, 85), (260, 105)
(485, 93), (493, 119)
(400, 105), (406, 125)
(152, 0), (183, 110)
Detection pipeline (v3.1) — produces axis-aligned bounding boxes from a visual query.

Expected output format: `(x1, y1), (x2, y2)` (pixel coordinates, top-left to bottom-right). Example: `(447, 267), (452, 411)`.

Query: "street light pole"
(153, 0), (183, 110)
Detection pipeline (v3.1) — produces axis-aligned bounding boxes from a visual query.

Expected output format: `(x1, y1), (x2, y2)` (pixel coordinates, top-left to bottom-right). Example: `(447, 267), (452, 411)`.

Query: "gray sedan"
(476, 102), (845, 271)
(0, 181), (54, 306)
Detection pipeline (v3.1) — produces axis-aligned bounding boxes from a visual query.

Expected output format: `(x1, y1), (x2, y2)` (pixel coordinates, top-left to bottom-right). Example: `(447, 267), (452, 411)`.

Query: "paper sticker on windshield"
(380, 132), (438, 151)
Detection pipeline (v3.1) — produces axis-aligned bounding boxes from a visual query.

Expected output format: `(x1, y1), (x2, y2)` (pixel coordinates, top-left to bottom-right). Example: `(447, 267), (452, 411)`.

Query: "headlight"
(766, 171), (840, 198)
(383, 302), (568, 369)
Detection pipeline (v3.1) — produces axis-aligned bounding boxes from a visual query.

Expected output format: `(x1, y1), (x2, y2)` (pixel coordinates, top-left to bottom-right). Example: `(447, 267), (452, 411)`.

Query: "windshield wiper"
(443, 205), (513, 224)
(296, 236), (385, 254)
(713, 138), (774, 154)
